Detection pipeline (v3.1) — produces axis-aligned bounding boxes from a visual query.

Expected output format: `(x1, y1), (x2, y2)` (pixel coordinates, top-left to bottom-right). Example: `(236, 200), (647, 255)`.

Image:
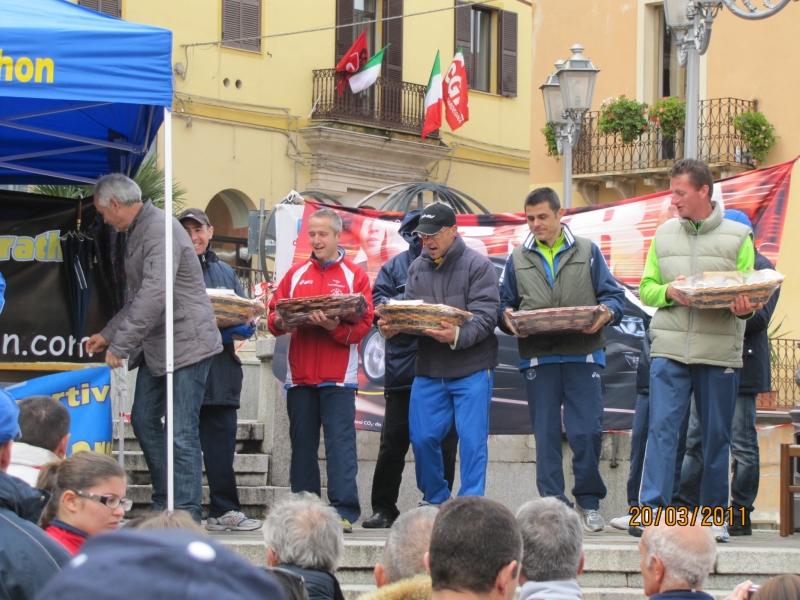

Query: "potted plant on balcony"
(733, 109), (778, 166)
(541, 123), (560, 161)
(597, 95), (648, 144)
(647, 97), (685, 159)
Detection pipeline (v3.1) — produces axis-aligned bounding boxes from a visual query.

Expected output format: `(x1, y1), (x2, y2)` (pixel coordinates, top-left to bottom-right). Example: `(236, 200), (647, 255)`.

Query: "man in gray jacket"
(86, 173), (222, 522)
(379, 202), (500, 505)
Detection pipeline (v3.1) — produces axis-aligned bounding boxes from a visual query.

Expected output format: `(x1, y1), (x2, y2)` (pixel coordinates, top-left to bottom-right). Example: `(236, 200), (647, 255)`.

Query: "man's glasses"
(416, 227), (448, 240)
(73, 490), (133, 512)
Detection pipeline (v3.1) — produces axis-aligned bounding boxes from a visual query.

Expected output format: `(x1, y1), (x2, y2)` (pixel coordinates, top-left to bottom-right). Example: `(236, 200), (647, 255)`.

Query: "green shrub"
(733, 110), (778, 166)
(647, 97), (686, 138)
(598, 95), (648, 144)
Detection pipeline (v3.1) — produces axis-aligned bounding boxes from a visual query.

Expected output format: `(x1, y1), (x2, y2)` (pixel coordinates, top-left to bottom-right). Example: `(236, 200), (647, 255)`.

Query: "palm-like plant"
(31, 154), (187, 215)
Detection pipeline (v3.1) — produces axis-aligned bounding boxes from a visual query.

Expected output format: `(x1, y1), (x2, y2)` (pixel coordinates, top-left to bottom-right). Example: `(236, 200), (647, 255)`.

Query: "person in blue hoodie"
(498, 187), (625, 533)
(363, 211), (458, 529)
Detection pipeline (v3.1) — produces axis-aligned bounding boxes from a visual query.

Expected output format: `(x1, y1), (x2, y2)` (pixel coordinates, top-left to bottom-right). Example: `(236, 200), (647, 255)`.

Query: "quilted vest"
(511, 235), (605, 358)
(649, 201), (750, 368)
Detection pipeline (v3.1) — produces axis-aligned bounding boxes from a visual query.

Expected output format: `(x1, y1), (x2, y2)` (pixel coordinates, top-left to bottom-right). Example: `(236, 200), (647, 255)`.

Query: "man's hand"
(666, 276), (691, 306)
(308, 310), (340, 331)
(378, 318), (399, 339)
(724, 580), (754, 600)
(583, 305), (613, 334)
(731, 295), (763, 317)
(274, 313), (297, 333)
(85, 334), (109, 356)
(503, 308), (528, 338)
(423, 320), (457, 345)
(105, 349), (123, 369)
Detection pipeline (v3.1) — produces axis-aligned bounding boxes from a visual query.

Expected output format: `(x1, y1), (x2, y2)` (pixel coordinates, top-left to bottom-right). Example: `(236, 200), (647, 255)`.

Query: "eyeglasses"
(416, 227), (449, 240)
(73, 490), (133, 512)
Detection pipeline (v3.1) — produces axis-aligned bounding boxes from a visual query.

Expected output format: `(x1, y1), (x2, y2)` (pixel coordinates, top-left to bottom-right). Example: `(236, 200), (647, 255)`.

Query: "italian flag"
(349, 45), (390, 94)
(421, 51), (442, 140)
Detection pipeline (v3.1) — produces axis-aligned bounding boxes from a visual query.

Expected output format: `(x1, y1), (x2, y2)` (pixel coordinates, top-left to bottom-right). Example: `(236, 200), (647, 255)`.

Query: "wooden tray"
(376, 301), (473, 335)
(207, 289), (267, 329)
(509, 305), (608, 336)
(275, 293), (368, 327)
(673, 269), (784, 309)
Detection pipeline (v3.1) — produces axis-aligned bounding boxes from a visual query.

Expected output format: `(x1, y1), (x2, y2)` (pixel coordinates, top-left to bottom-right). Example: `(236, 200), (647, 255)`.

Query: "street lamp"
(662, 0), (795, 160)
(540, 45), (599, 208)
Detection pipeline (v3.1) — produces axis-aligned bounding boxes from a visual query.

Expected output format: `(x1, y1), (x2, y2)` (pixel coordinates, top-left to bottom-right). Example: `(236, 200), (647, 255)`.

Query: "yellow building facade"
(528, 0), (800, 330)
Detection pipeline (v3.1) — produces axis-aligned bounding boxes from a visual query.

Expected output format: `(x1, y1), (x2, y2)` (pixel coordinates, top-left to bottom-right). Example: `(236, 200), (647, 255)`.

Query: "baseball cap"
(723, 209), (752, 229)
(0, 389), (20, 443)
(412, 203), (457, 235)
(36, 529), (286, 600)
(178, 208), (211, 228)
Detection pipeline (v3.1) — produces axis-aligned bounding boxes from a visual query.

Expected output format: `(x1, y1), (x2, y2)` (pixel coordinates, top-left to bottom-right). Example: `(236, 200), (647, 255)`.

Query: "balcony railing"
(310, 69), (436, 136)
(573, 98), (757, 176)
(761, 339), (800, 409)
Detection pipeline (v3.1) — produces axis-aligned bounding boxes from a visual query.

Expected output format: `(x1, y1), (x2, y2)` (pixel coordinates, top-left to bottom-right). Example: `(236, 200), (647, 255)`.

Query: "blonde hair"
(124, 510), (205, 534)
(37, 452), (126, 529)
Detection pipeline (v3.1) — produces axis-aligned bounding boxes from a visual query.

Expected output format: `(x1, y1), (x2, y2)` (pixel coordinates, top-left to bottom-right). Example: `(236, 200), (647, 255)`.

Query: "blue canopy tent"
(0, 0), (181, 511)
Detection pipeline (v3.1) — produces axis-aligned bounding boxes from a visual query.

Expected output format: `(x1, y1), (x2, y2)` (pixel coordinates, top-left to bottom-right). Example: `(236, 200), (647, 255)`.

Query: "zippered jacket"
(268, 250), (374, 387)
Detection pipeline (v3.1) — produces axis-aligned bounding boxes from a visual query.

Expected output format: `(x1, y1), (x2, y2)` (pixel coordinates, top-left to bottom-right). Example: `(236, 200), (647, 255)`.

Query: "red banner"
(276, 160), (793, 433)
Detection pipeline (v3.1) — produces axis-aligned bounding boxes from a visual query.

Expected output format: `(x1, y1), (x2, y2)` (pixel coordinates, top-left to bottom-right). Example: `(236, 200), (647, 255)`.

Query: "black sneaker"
(628, 524), (644, 538)
(362, 511), (395, 529)
(728, 523), (752, 536)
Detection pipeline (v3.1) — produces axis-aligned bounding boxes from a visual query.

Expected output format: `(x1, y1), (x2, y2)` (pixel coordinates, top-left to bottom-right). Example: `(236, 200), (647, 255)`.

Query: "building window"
(656, 6), (684, 99)
(354, 0), (377, 56)
(222, 0), (262, 53)
(455, 2), (517, 97)
(78, 0), (121, 17)
(337, 0), (403, 81)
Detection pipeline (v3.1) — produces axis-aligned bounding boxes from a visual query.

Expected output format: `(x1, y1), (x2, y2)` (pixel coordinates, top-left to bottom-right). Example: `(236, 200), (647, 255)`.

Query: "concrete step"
(117, 451), (268, 486)
(114, 420), (265, 452)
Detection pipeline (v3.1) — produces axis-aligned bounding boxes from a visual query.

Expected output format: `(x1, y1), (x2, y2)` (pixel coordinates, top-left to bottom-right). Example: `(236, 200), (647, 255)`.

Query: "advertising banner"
(0, 192), (114, 364)
(273, 161), (794, 433)
(7, 366), (112, 457)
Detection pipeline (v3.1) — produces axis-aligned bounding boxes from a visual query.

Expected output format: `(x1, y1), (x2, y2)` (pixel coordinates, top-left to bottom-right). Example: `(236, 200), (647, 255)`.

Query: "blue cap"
(723, 209), (752, 229)
(0, 389), (20, 443)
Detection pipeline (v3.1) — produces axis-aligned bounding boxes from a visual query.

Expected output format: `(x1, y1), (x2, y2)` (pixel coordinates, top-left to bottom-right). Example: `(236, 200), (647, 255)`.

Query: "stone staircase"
(210, 529), (800, 600)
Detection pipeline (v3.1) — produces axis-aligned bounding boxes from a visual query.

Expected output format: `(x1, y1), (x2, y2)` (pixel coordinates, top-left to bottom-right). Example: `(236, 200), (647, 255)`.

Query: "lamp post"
(662, 0), (795, 160)
(540, 45), (599, 208)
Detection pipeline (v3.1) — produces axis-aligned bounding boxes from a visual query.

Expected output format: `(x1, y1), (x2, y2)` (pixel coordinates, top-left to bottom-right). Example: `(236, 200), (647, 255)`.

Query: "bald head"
(639, 524), (716, 595)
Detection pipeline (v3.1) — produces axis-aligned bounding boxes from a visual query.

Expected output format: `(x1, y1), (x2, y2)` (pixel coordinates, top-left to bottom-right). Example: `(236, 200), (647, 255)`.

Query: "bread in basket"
(508, 305), (609, 336)
(375, 300), (473, 335)
(274, 293), (369, 328)
(671, 269), (784, 309)
(207, 289), (267, 329)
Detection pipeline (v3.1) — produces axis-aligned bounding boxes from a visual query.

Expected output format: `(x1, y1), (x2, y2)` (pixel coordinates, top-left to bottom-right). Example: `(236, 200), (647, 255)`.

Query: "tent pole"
(164, 107), (175, 513)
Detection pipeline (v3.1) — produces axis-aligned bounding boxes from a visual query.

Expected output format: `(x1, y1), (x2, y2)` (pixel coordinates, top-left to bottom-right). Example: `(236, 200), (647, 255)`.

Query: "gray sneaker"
(710, 523), (730, 543)
(206, 511), (263, 532)
(582, 509), (605, 532)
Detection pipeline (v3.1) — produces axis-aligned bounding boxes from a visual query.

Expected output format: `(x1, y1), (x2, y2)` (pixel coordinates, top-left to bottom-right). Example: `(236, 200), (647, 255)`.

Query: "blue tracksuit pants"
(409, 370), (493, 504)
(523, 362), (607, 510)
(640, 358), (738, 508)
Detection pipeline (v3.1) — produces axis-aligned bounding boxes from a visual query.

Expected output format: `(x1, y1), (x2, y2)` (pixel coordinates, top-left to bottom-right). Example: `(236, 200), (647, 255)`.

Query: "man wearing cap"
(179, 208), (262, 532)
(86, 173), (222, 523)
(379, 202), (500, 505)
(638, 159), (759, 542)
(0, 389), (73, 599)
(498, 187), (625, 532)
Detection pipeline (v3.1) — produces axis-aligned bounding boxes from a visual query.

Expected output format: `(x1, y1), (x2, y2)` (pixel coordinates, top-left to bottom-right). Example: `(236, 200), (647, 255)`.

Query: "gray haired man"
(639, 523), (717, 600)
(516, 497), (585, 600)
(263, 492), (345, 600)
(86, 173), (222, 522)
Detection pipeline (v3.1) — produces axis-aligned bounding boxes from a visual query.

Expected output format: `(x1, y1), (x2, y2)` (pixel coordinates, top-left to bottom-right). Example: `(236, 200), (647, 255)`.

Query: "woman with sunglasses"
(37, 451), (129, 555)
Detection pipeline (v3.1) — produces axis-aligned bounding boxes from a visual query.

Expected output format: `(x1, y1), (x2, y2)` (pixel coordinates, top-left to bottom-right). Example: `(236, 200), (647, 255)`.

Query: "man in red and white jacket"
(268, 208), (373, 532)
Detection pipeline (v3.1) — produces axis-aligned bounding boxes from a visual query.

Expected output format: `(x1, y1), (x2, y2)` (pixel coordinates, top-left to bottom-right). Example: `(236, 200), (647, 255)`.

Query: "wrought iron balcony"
(310, 69), (437, 137)
(573, 98), (758, 176)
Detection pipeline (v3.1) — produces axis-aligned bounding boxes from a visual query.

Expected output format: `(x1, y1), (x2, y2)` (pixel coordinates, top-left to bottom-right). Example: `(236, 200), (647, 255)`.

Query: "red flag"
(443, 48), (469, 131)
(335, 30), (369, 97)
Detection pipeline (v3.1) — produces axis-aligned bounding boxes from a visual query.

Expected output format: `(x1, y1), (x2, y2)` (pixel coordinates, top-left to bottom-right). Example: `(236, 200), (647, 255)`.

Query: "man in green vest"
(498, 187), (625, 533)
(638, 159), (760, 543)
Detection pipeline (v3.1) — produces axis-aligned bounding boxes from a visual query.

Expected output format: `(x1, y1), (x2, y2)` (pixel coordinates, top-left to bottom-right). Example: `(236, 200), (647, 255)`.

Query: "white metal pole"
(164, 107), (175, 512)
(562, 126), (573, 209)
(684, 43), (700, 160)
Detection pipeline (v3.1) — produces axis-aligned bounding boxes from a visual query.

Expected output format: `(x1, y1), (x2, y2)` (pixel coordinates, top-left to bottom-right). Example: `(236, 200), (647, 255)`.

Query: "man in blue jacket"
(499, 188), (625, 532)
(180, 209), (261, 532)
(363, 211), (458, 529)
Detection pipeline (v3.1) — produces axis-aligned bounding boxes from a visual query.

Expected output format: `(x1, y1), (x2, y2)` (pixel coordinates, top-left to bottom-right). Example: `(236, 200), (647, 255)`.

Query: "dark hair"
(18, 395), (70, 453)
(754, 574), (800, 600)
(524, 188), (561, 214)
(429, 497), (522, 594)
(668, 158), (714, 195)
(37, 452), (126, 528)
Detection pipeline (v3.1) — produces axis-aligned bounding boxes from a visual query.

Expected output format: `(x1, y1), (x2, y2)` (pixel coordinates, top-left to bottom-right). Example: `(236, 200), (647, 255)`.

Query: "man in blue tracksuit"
(379, 202), (500, 505)
(498, 187), (625, 532)
(179, 208), (261, 532)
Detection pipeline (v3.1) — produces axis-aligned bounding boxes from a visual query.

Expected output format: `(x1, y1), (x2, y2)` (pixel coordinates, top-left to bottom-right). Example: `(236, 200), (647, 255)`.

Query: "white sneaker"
(609, 514), (632, 530)
(582, 509), (605, 532)
(710, 523), (729, 543)
(206, 511), (263, 532)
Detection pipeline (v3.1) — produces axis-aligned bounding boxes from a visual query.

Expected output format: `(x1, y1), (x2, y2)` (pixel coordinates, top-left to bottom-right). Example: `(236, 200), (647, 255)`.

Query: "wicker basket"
(375, 300), (473, 335)
(275, 293), (368, 328)
(672, 269), (784, 309)
(508, 305), (608, 336)
(207, 289), (267, 329)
